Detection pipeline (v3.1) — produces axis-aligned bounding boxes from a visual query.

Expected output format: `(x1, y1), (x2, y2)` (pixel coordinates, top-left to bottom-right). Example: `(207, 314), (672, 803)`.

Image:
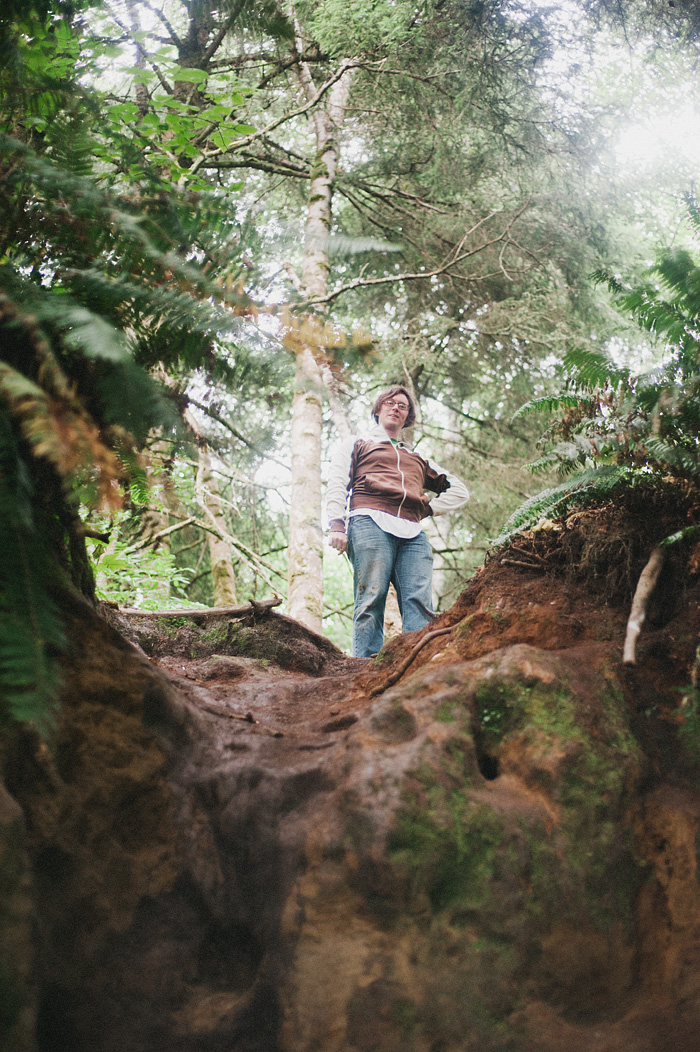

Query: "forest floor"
(117, 511), (699, 791)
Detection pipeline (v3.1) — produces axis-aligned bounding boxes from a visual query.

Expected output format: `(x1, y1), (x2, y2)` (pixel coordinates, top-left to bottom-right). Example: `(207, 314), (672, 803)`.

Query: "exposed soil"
(3, 509), (700, 1052)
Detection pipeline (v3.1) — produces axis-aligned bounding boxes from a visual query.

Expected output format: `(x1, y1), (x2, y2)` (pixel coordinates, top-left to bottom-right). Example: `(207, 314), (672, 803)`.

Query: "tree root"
(369, 625), (454, 697)
(623, 546), (665, 665)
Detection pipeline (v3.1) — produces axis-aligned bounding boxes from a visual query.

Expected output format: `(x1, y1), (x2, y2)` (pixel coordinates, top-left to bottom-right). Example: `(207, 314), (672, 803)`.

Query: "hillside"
(3, 510), (700, 1052)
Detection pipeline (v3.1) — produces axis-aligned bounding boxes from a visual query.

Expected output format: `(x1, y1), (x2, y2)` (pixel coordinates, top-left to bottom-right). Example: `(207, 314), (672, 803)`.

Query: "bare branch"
(186, 396), (291, 472)
(110, 9), (174, 95)
(124, 517), (197, 553)
(120, 597), (282, 618)
(369, 626), (453, 696)
(296, 198), (531, 307)
(201, 0), (249, 65)
(139, 0), (183, 49)
(188, 60), (363, 176)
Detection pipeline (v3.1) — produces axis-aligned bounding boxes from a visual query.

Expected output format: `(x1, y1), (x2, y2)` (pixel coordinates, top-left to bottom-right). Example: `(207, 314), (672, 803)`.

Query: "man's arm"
(326, 436), (356, 546)
(427, 460), (469, 516)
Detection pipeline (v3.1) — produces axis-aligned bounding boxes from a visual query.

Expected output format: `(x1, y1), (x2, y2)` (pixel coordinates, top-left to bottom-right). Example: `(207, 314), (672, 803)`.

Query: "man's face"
(377, 395), (410, 436)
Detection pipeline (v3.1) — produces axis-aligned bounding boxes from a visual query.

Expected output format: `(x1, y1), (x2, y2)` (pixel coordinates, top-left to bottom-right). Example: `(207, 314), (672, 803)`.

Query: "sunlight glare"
(615, 105), (700, 169)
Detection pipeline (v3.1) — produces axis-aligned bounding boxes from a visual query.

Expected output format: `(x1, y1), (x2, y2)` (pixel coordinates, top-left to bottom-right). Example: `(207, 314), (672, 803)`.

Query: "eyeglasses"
(383, 399), (410, 412)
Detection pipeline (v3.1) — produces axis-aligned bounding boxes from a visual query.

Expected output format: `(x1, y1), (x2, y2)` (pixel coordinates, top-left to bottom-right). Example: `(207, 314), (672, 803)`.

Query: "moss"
(394, 673), (643, 933)
(395, 997), (418, 1036)
(454, 614), (475, 636)
(435, 698), (457, 722)
(389, 752), (504, 912)
(309, 155), (330, 182)
(472, 675), (643, 929)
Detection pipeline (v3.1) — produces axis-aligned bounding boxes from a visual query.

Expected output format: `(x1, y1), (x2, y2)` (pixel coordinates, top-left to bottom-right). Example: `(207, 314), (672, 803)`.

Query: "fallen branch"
(119, 597), (282, 619)
(369, 625), (454, 697)
(623, 546), (665, 665)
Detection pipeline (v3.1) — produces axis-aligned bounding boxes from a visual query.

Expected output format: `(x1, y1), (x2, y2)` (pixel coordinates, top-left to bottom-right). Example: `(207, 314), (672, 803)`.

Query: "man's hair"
(371, 385), (416, 428)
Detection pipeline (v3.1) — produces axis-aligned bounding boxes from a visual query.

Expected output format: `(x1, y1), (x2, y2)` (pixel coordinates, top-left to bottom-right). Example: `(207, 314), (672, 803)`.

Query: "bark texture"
(286, 49), (355, 632)
(195, 446), (238, 607)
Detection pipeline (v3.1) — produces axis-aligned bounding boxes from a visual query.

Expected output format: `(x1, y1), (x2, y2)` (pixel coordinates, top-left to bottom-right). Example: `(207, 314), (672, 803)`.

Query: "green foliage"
(0, 3), (270, 730)
(303, 0), (423, 56)
(0, 417), (65, 732)
(92, 543), (200, 611)
(498, 207), (700, 545)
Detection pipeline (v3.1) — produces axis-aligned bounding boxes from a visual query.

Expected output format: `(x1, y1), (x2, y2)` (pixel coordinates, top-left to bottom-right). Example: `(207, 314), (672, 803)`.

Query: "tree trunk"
(138, 440), (176, 604)
(286, 47), (355, 632)
(195, 446), (238, 607)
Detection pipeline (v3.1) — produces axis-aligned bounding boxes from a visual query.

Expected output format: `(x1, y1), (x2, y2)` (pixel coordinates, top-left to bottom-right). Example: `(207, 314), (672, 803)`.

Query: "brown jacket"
(326, 425), (468, 534)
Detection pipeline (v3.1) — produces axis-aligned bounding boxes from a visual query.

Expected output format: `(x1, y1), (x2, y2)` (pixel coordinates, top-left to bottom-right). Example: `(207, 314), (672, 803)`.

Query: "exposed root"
(623, 546), (666, 665)
(370, 625), (453, 697)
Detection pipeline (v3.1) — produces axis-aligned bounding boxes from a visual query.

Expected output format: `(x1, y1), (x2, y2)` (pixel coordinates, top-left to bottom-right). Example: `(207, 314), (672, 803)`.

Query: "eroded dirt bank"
(3, 545), (700, 1052)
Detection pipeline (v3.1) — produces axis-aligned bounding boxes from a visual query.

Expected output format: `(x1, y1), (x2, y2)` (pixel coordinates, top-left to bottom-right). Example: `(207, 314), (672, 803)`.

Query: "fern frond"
(512, 394), (583, 420)
(0, 415), (65, 731)
(527, 452), (564, 474)
(591, 268), (626, 296)
(0, 362), (124, 510)
(659, 523), (700, 547)
(643, 437), (700, 478)
(562, 348), (629, 389)
(491, 465), (632, 549)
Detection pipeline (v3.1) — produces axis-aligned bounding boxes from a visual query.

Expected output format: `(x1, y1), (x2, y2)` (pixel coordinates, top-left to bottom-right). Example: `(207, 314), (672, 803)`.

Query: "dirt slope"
(2, 544), (700, 1052)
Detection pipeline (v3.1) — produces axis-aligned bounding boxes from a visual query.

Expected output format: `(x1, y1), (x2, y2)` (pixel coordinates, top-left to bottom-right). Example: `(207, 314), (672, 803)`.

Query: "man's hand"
(328, 530), (348, 553)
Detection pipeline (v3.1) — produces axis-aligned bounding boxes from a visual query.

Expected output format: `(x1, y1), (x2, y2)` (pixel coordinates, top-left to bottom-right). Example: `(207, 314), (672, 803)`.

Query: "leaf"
(170, 66), (209, 84)
(660, 523), (700, 547)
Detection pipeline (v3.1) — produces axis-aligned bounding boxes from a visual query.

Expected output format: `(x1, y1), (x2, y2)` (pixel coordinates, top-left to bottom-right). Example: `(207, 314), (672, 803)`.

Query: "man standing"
(326, 385), (468, 657)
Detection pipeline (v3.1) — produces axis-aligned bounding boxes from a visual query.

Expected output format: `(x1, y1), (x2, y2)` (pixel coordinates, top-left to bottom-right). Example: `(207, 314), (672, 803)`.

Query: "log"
(118, 597), (282, 620)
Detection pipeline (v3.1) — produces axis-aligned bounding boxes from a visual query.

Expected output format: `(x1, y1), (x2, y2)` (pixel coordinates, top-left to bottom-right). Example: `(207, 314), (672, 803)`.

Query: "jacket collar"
(366, 422), (412, 448)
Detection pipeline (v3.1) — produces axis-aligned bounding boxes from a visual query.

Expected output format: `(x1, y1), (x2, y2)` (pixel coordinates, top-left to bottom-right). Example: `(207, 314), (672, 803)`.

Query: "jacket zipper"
(394, 442), (408, 518)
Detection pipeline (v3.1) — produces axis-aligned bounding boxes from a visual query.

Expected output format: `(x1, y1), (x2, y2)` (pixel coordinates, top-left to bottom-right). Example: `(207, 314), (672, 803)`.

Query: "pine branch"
(297, 209), (527, 308)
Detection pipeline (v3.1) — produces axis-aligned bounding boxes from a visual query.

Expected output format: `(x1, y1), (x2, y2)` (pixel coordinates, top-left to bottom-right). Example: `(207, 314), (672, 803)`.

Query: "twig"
(200, 704), (258, 724)
(298, 202), (531, 308)
(623, 546), (665, 665)
(189, 60), (361, 176)
(123, 517), (196, 553)
(369, 626), (454, 697)
(186, 396), (291, 471)
(510, 546), (547, 564)
(500, 557), (544, 570)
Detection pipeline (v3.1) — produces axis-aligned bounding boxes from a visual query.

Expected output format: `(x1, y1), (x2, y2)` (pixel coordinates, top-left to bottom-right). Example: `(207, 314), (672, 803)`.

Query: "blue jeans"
(347, 515), (434, 657)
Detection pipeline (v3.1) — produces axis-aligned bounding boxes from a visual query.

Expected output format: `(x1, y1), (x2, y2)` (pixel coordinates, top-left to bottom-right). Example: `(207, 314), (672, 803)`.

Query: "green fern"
(642, 437), (700, 479)
(0, 416), (65, 731)
(498, 214), (700, 551)
(512, 394), (583, 419)
(560, 347), (630, 390)
(491, 465), (633, 549)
